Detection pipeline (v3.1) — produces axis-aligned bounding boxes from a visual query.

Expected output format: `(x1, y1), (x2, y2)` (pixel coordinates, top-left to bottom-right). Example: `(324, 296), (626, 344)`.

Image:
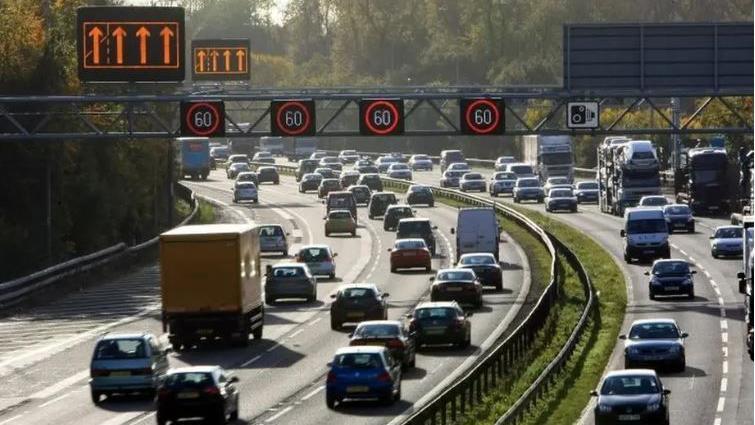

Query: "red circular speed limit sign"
(180, 101), (225, 137)
(460, 98), (504, 135)
(359, 99), (404, 136)
(271, 100), (316, 136)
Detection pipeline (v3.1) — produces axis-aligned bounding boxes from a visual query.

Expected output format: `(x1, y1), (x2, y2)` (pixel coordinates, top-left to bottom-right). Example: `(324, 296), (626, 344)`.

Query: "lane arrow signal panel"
(191, 39), (250, 81)
(77, 7), (185, 81)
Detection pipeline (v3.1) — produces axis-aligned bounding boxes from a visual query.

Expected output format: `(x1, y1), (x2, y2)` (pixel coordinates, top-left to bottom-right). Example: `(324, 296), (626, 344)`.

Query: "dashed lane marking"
(265, 405), (294, 423)
(300, 385), (325, 401)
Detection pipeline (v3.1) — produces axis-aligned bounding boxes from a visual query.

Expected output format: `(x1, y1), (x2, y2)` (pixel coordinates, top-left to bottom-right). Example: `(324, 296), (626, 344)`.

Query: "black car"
(383, 205), (415, 231)
(456, 253), (503, 291)
(368, 192), (398, 219)
(330, 284), (389, 330)
(314, 167), (339, 179)
(406, 185), (435, 207)
(621, 319), (688, 371)
(296, 159), (320, 181)
(397, 218), (437, 255)
(591, 370), (670, 425)
(645, 259), (696, 299)
(347, 185), (372, 205)
(430, 269), (483, 308)
(357, 165), (380, 174)
(257, 166), (280, 184)
(406, 301), (471, 348)
(156, 366), (239, 425)
(299, 173), (323, 193)
(358, 173), (383, 192)
(662, 204), (695, 233)
(349, 320), (416, 370)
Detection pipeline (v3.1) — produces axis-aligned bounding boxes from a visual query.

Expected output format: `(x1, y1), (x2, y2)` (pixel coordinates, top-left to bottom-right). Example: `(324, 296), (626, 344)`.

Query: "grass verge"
(175, 198), (216, 225)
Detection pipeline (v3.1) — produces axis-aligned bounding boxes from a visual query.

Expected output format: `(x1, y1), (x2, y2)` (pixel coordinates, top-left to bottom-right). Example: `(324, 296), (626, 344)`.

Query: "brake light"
(386, 339), (404, 349)
(327, 371), (337, 383)
(377, 371), (392, 382)
(91, 369), (108, 377)
(203, 386), (220, 396)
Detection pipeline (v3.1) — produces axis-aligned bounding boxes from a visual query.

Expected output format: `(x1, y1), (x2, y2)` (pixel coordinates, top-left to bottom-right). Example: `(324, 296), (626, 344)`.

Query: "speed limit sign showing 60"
(359, 99), (404, 136)
(180, 101), (225, 137)
(460, 98), (504, 135)
(271, 100), (316, 136)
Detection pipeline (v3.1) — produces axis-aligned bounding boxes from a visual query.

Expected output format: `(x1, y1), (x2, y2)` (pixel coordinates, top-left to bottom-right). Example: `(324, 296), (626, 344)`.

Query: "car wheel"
(282, 250), (288, 256)
(712, 251), (718, 258)
(330, 318), (341, 331)
(329, 273), (335, 279)
(156, 412), (168, 425)
(624, 253), (632, 263)
(408, 352), (416, 368)
(495, 282), (503, 292)
(265, 296), (275, 305)
(326, 392), (337, 409)
(624, 359), (633, 369)
(351, 230), (357, 236)
(394, 382), (402, 402)
(91, 389), (103, 404)
(649, 290), (656, 301)
(688, 226), (695, 233)
(429, 201), (434, 207)
(676, 359), (686, 373)
(325, 231), (330, 237)
(425, 265), (431, 272)
(688, 289), (695, 299)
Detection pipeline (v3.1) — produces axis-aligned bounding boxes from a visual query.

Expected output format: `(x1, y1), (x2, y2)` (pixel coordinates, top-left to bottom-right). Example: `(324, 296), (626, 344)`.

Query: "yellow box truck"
(159, 224), (264, 350)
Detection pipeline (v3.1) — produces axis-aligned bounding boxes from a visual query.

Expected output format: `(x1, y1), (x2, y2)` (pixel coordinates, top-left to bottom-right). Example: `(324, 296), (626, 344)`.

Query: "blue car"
(620, 319), (688, 372)
(326, 346), (402, 409)
(89, 332), (170, 403)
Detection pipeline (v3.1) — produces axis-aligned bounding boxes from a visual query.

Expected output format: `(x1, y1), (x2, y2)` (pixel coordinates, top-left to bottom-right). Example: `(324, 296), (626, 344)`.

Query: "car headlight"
(683, 279), (693, 285)
(646, 402), (661, 412)
(687, 217), (695, 222)
(627, 346), (640, 355)
(712, 243), (717, 249)
(598, 404), (612, 413)
(669, 345), (682, 353)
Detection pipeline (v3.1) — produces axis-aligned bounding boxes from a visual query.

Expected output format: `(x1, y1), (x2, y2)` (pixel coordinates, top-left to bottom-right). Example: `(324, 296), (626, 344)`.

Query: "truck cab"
(676, 147), (729, 214)
(522, 135), (574, 182)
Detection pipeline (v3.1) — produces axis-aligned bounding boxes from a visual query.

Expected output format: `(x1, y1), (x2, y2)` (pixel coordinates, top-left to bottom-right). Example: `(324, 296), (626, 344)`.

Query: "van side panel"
(456, 208), (499, 259)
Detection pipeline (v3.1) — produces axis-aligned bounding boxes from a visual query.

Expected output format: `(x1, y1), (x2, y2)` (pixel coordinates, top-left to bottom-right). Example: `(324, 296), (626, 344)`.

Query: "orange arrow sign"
(135, 26), (151, 64)
(88, 26), (104, 64)
(111, 26), (127, 64)
(196, 50), (206, 72)
(236, 49), (245, 71)
(160, 26), (174, 64)
(209, 50), (219, 71)
(223, 50), (231, 71)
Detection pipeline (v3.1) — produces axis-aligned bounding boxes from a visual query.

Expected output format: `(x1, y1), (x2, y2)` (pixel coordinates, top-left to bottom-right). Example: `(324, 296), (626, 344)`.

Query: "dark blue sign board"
(563, 23), (753, 92)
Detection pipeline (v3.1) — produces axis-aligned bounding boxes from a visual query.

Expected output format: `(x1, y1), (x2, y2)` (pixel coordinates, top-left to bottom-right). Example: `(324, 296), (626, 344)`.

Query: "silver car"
(387, 163), (413, 180)
(258, 224), (289, 255)
(264, 263), (317, 304)
(459, 172), (486, 192)
(710, 225), (744, 258)
(545, 188), (578, 212)
(296, 244), (337, 278)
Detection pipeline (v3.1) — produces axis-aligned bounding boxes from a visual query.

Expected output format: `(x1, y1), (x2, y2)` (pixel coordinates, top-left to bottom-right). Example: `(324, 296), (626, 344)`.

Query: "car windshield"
(413, 155), (429, 161)
(300, 248), (329, 262)
(460, 255), (495, 265)
(626, 219), (667, 234)
(341, 288), (376, 299)
(415, 307), (457, 319)
(550, 189), (573, 197)
(641, 197), (667, 206)
(379, 157), (396, 164)
(334, 353), (383, 369)
(510, 165), (534, 175)
(391, 164), (410, 170)
(398, 221), (430, 234)
(362, 175), (379, 181)
(664, 206), (690, 215)
(238, 174), (256, 181)
(715, 227), (743, 239)
(330, 211), (352, 219)
(94, 339), (147, 360)
(653, 261), (689, 275)
(494, 172), (516, 180)
(577, 182), (598, 190)
(409, 186), (429, 192)
(395, 240), (426, 250)
(260, 226), (284, 237)
(354, 324), (400, 338)
(328, 196), (354, 208)
(548, 178), (569, 185)
(165, 372), (214, 388)
(629, 323), (679, 339)
(272, 267), (304, 278)
(632, 151), (655, 160)
(464, 173), (483, 180)
(446, 171), (465, 178)
(437, 270), (475, 281)
(517, 179), (539, 188)
(600, 376), (660, 395)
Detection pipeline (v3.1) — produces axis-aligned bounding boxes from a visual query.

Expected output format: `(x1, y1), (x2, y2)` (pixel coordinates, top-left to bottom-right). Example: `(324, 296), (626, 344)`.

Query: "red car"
(389, 239), (432, 272)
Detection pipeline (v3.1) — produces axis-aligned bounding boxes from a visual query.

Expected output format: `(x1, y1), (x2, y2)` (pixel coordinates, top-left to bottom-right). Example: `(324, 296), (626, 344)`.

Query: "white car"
(459, 173), (486, 192)
(409, 154), (433, 171)
(338, 150), (360, 163)
(489, 172), (517, 196)
(447, 162), (471, 172)
(638, 195), (669, 208)
(545, 188), (577, 213)
(494, 156), (516, 171)
(543, 177), (572, 194)
(387, 163), (413, 180)
(233, 182), (258, 203)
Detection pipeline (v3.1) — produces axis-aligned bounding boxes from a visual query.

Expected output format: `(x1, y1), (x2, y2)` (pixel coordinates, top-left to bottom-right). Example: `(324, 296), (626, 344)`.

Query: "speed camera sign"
(567, 101), (599, 129)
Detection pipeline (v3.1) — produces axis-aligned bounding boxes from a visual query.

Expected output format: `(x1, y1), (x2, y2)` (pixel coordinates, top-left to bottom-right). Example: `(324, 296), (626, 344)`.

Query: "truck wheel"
(330, 318), (341, 331)
(265, 296), (275, 305)
(624, 253), (632, 263)
(232, 331), (249, 347)
(252, 325), (263, 340)
(201, 173), (208, 180)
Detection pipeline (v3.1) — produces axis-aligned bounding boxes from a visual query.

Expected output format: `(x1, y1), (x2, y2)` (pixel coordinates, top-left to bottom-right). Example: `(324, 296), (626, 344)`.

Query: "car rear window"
(510, 165), (533, 175)
(395, 239), (426, 250)
(259, 226), (284, 237)
(272, 267), (305, 278)
(460, 255), (495, 265)
(493, 172), (516, 180)
(415, 307), (457, 319)
(354, 324), (400, 338)
(715, 227), (743, 239)
(299, 248), (329, 261)
(517, 179), (539, 187)
(165, 372), (214, 387)
(341, 288), (376, 299)
(334, 353), (383, 369)
(397, 221), (430, 234)
(324, 180), (341, 187)
(330, 211), (352, 219)
(600, 376), (660, 395)
(437, 270), (475, 281)
(94, 339), (147, 360)
(328, 195), (355, 208)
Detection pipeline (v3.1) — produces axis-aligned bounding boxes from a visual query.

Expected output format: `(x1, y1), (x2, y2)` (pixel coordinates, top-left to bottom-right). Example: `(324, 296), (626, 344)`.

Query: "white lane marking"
(720, 308), (726, 318)
(721, 377), (728, 392)
(266, 343), (281, 352)
(29, 370), (89, 399)
(720, 320), (728, 330)
(716, 397), (725, 413)
(714, 418), (722, 425)
(38, 392), (70, 408)
(722, 346), (728, 358)
(99, 412), (144, 425)
(307, 317), (322, 327)
(679, 249), (688, 256)
(265, 405), (294, 422)
(722, 333), (728, 344)
(288, 329), (304, 339)
(688, 256), (696, 263)
(240, 354), (262, 367)
(722, 360), (728, 374)
(300, 385), (325, 401)
(704, 270), (712, 279)
(718, 296), (725, 306)
(0, 415), (23, 425)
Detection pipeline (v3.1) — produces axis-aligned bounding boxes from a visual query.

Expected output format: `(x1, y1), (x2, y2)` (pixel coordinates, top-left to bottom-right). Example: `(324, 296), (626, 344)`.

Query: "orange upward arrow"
(135, 26), (151, 64)
(196, 50), (207, 72)
(88, 26), (104, 64)
(236, 49), (245, 71)
(160, 26), (174, 64)
(111, 26), (127, 64)
(209, 50), (219, 71)
(223, 50), (231, 71)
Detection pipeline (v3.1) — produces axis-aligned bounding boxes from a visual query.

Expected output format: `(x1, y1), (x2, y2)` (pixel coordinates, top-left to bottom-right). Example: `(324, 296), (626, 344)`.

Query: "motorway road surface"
(0, 169), (531, 425)
(409, 164), (753, 425)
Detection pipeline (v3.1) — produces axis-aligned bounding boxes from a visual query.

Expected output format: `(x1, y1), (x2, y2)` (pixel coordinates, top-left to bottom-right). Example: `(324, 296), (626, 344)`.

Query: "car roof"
(355, 320), (402, 328)
(337, 283), (379, 291)
(237, 171), (256, 176)
(399, 217), (430, 223)
(272, 262), (306, 268)
(100, 332), (151, 341)
(334, 346), (388, 355)
(259, 223), (284, 229)
(395, 238), (426, 245)
(459, 253), (495, 259)
(625, 207), (665, 218)
(640, 195), (666, 200)
(437, 268), (475, 275)
(342, 170), (360, 175)
(236, 182), (257, 187)
(168, 366), (220, 374)
(630, 318), (678, 327)
(258, 166), (276, 170)
(299, 244), (330, 250)
(386, 204), (411, 209)
(329, 209), (352, 215)
(604, 369), (657, 378)
(348, 185), (369, 190)
(415, 301), (460, 309)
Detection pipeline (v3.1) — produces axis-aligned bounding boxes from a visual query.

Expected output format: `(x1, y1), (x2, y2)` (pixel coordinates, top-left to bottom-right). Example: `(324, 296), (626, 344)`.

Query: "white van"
(451, 208), (500, 262)
(621, 207), (670, 263)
